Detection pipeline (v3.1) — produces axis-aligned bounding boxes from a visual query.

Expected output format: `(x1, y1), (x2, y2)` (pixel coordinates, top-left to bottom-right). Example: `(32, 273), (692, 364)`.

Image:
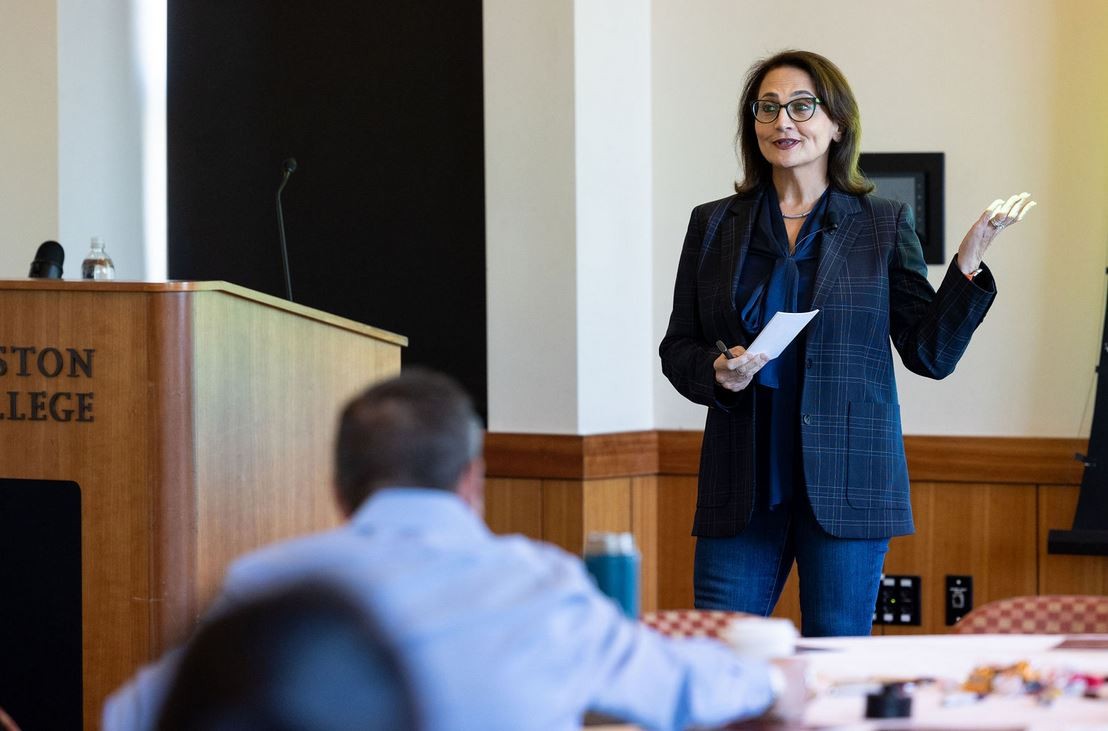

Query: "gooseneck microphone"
(29, 240), (65, 279)
(276, 157), (298, 301)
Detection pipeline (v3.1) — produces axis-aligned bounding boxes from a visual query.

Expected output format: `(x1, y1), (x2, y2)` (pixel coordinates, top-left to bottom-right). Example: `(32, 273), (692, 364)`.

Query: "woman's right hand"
(714, 346), (770, 392)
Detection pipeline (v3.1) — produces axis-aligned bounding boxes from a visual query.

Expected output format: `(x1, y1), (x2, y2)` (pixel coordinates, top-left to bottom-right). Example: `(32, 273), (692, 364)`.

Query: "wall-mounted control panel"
(873, 574), (921, 626)
(946, 575), (973, 626)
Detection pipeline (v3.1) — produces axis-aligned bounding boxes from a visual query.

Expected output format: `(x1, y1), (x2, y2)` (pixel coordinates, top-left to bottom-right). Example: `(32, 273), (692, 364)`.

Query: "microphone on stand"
(29, 241), (65, 279)
(276, 157), (298, 301)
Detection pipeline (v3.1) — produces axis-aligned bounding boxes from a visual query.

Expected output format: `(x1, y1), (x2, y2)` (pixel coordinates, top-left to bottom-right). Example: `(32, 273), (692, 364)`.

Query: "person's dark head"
(334, 368), (484, 514)
(157, 583), (420, 731)
(734, 49), (872, 196)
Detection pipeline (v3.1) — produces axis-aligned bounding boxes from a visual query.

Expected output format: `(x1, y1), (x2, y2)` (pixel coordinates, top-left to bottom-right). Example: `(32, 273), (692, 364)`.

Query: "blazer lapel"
(716, 193), (759, 346)
(811, 190), (864, 310)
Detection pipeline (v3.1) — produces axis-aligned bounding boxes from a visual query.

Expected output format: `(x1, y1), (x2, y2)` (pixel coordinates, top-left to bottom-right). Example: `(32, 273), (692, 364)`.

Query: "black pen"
(715, 340), (735, 359)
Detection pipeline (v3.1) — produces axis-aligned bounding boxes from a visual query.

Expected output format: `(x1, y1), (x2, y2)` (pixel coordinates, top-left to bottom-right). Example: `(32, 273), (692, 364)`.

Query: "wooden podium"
(0, 280), (405, 729)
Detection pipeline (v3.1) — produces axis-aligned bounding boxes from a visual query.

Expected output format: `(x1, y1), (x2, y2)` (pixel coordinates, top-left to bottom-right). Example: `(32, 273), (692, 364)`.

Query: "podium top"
(0, 279), (408, 346)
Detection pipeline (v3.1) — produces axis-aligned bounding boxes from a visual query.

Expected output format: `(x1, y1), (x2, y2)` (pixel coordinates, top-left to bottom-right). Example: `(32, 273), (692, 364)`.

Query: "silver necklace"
(781, 209), (812, 219)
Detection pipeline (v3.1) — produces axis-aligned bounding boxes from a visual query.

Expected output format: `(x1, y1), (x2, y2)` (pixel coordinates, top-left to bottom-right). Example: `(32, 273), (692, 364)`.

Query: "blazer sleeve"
(658, 206), (749, 411)
(888, 202), (997, 379)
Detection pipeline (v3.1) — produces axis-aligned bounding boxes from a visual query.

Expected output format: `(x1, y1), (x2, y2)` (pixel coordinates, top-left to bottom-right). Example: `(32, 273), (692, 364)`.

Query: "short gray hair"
(335, 368), (483, 509)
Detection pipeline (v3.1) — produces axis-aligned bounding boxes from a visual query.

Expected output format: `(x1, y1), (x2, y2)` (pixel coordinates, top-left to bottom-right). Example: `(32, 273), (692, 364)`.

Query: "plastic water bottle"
(584, 532), (640, 618)
(81, 237), (116, 280)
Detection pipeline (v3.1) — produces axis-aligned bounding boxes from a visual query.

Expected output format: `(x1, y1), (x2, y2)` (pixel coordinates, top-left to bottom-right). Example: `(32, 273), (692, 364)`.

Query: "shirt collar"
(348, 487), (491, 541)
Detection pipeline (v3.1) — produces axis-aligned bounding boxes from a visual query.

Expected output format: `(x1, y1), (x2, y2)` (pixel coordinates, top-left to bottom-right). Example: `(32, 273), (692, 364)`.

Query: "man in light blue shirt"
(104, 369), (783, 730)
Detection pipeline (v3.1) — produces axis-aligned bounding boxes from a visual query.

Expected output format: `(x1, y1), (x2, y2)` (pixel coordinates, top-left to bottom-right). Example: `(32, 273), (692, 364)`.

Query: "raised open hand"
(958, 192), (1036, 275)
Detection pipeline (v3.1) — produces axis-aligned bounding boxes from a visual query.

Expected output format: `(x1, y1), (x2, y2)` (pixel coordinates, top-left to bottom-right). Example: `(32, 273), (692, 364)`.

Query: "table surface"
(592, 634), (1108, 730)
(795, 633), (1108, 730)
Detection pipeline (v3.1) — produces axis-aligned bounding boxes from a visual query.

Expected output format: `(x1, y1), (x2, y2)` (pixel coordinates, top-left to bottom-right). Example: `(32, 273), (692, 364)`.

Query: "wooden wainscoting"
(484, 431), (1103, 633)
(881, 481), (1039, 635)
(485, 474), (662, 611)
(1039, 485), (1108, 595)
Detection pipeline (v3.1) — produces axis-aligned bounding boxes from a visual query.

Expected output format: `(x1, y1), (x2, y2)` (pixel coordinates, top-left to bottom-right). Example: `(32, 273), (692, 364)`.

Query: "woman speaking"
(659, 50), (1034, 637)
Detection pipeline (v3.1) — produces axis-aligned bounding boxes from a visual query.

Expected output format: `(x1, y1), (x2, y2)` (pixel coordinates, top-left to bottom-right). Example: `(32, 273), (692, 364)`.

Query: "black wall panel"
(0, 479), (82, 729)
(168, 1), (486, 416)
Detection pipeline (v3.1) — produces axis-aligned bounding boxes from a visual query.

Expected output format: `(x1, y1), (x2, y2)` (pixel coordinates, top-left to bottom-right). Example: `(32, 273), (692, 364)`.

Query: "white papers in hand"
(747, 310), (819, 360)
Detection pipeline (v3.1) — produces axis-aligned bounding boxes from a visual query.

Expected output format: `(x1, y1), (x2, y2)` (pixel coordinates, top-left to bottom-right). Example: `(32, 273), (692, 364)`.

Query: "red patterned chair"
(953, 594), (1108, 634)
(640, 609), (755, 640)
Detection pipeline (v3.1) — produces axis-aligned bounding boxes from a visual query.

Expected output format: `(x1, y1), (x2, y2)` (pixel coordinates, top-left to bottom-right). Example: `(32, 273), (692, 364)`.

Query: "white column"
(485, 0), (654, 435)
(574, 0), (653, 435)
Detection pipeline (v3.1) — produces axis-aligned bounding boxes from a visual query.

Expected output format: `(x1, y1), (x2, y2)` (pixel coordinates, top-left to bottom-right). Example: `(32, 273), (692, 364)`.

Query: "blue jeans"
(693, 501), (888, 637)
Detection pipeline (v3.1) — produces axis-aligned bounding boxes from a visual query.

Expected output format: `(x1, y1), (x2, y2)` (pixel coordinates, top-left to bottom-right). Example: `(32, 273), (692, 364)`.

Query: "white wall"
(651, 0), (1108, 438)
(0, 1), (58, 276)
(58, 0), (149, 280)
(484, 0), (580, 433)
(0, 0), (154, 281)
(6, 2), (1104, 439)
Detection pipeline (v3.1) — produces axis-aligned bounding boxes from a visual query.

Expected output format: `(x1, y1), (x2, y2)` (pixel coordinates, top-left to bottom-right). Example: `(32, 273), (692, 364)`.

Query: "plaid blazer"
(659, 188), (996, 539)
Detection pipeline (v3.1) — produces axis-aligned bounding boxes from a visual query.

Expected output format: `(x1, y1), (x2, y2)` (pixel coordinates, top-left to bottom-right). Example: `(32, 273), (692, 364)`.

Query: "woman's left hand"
(957, 192), (1036, 275)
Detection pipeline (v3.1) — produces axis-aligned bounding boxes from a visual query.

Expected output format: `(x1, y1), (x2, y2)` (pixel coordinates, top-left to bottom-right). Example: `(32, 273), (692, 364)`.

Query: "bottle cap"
(584, 531), (637, 555)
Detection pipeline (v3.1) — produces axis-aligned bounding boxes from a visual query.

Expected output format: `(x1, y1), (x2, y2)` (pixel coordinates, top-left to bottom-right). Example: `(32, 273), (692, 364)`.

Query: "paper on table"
(747, 310), (819, 360)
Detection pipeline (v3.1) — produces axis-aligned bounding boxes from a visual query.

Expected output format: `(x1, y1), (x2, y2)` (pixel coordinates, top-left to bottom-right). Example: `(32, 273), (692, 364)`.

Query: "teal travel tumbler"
(584, 532), (641, 618)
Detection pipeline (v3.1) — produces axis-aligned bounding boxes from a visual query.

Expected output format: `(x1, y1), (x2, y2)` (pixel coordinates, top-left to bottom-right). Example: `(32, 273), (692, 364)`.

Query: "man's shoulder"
(222, 525), (358, 590)
(491, 532), (584, 571)
(223, 524), (587, 588)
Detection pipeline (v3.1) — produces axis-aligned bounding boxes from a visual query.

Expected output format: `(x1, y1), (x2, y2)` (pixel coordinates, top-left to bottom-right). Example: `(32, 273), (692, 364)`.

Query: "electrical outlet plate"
(946, 575), (973, 626)
(872, 574), (921, 626)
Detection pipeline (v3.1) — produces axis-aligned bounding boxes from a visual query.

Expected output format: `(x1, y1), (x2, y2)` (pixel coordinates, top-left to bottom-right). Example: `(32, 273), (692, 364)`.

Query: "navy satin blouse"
(736, 185), (829, 509)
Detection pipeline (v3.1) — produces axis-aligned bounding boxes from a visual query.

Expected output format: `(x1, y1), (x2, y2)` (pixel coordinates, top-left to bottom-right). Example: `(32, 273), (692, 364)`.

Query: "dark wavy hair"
(734, 50), (873, 196)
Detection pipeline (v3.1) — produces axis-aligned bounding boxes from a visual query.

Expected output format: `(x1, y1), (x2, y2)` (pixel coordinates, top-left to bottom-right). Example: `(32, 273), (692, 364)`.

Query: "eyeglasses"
(751, 97), (822, 124)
